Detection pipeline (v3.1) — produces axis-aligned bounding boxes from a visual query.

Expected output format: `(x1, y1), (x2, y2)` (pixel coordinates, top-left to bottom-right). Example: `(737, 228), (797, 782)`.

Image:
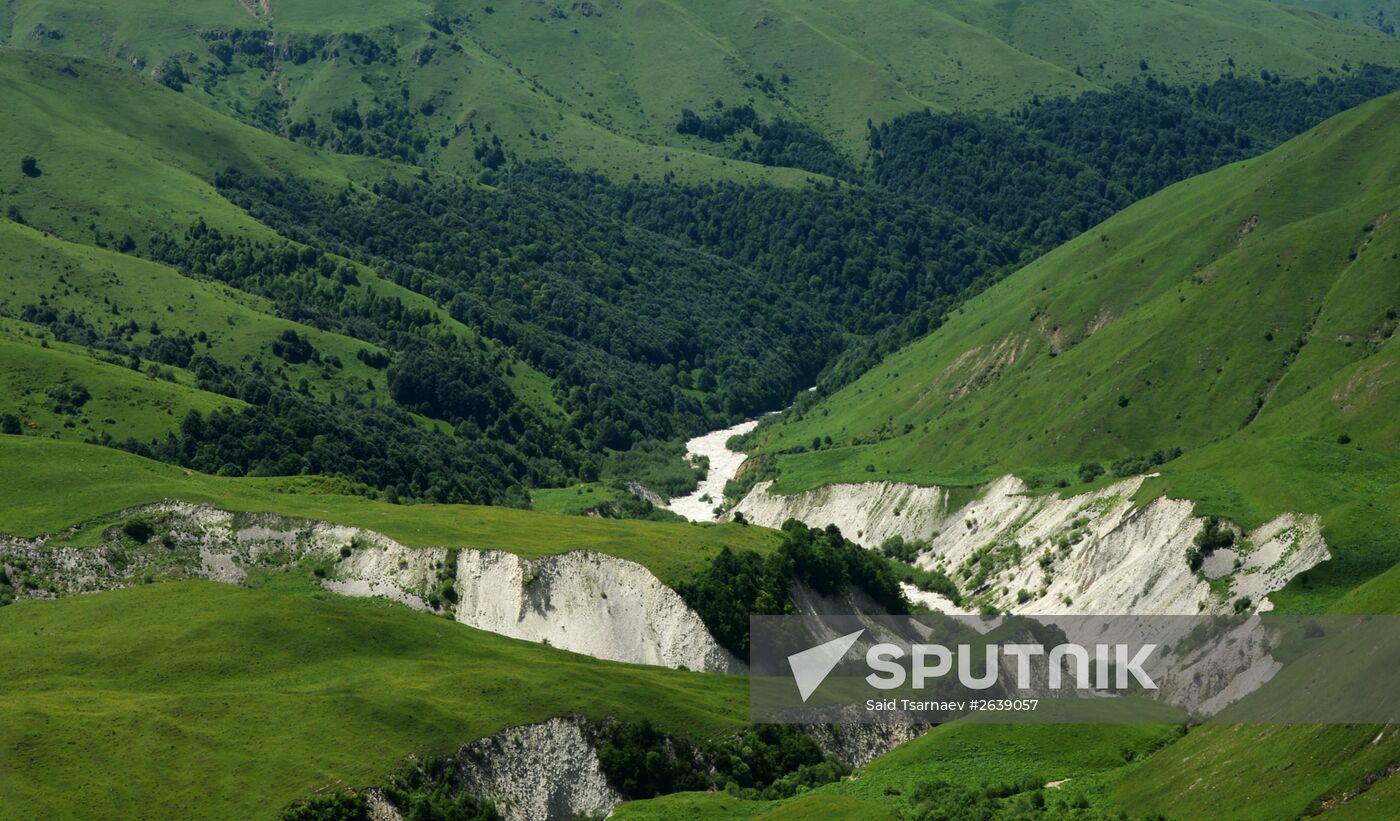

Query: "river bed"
(666, 418), (762, 522)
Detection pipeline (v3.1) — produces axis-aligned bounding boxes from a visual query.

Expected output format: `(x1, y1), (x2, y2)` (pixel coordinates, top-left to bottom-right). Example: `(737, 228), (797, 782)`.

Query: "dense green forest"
(507, 164), (1019, 337)
(872, 67), (1400, 249)
(215, 171), (835, 435)
(502, 69), (1400, 403)
(674, 102), (859, 180)
(66, 166), (841, 504)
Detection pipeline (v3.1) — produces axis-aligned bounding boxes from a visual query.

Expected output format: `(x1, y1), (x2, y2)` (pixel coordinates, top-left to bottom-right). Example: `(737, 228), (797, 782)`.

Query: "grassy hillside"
(0, 50), (556, 414)
(0, 581), (751, 819)
(0, 221), (400, 415)
(5, 0), (1398, 180)
(0, 317), (239, 442)
(650, 719), (1400, 819)
(1276, 1), (1399, 34)
(1111, 723), (1400, 818)
(748, 91), (1400, 608)
(617, 721), (1181, 819)
(0, 436), (778, 586)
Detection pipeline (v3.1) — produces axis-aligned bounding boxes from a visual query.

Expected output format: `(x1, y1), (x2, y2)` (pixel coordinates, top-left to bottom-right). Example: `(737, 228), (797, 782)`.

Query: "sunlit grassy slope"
(1274, 0), (1400, 30)
(1111, 723), (1400, 819)
(0, 436), (778, 586)
(5, 0), (1399, 179)
(615, 703), (1400, 819)
(749, 92), (1400, 609)
(0, 582), (752, 819)
(616, 722), (1180, 819)
(0, 319), (238, 442)
(0, 50), (558, 421)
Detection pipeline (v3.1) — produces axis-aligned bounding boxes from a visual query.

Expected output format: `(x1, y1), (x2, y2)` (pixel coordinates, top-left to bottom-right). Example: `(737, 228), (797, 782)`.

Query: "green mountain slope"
(1276, 0), (1399, 34)
(0, 319), (238, 443)
(6, 0), (1399, 180)
(750, 92), (1400, 608)
(0, 581), (751, 818)
(0, 49), (837, 504)
(0, 50), (555, 415)
(617, 722), (1182, 819)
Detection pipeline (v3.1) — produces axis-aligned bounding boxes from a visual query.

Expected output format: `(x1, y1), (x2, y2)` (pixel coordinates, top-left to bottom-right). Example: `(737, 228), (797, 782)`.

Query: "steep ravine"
(732, 475), (1329, 616)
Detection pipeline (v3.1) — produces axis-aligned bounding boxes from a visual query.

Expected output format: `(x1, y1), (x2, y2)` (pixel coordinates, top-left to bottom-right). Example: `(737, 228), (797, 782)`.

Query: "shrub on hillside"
(48, 380), (91, 414)
(278, 791), (369, 821)
(121, 517), (156, 544)
(1186, 516), (1235, 571)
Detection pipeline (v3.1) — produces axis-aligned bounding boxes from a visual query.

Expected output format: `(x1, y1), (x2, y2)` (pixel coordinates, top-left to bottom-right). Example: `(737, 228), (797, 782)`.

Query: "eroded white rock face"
(311, 536), (741, 673)
(736, 475), (1329, 617)
(457, 717), (620, 821)
(5, 503), (740, 673)
(731, 480), (949, 548)
(450, 549), (743, 672)
(325, 540), (741, 671)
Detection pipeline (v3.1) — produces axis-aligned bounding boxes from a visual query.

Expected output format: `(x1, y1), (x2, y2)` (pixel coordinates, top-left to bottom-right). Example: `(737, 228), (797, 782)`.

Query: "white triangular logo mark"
(788, 629), (865, 702)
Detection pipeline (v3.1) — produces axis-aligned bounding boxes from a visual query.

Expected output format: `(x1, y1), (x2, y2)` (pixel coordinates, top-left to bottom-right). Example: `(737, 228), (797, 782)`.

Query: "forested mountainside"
(5, 43), (1397, 505)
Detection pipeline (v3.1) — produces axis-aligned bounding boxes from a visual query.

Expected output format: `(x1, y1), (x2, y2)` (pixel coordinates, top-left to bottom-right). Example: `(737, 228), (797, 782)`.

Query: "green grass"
(0, 319), (238, 441)
(750, 92), (1400, 610)
(0, 436), (779, 587)
(529, 482), (629, 515)
(0, 219), (397, 423)
(619, 721), (1181, 819)
(755, 793), (899, 820)
(1111, 724), (1400, 819)
(0, 581), (752, 819)
(791, 721), (1177, 816)
(613, 792), (783, 820)
(6, 0), (1398, 180)
(1274, 0), (1400, 29)
(0, 50), (560, 419)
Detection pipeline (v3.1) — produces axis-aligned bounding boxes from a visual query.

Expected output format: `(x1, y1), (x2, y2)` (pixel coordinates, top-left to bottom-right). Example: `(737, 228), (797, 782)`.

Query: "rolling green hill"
(616, 721), (1182, 819)
(1276, 1), (1399, 34)
(0, 581), (752, 818)
(749, 91), (1400, 609)
(5, 0), (1399, 180)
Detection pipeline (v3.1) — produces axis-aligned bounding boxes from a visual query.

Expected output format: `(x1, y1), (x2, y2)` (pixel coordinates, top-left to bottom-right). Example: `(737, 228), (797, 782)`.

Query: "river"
(665, 418), (762, 522)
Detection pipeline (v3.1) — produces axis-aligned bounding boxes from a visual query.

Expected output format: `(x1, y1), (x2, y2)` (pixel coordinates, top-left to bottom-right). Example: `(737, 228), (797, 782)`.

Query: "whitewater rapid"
(666, 418), (761, 522)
